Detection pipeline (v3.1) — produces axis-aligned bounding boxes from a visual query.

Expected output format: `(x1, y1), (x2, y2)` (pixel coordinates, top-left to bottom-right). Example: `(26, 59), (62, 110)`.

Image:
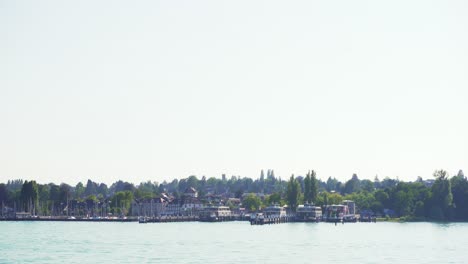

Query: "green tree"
(20, 180), (39, 214)
(59, 184), (71, 203)
(0, 183), (9, 204)
(75, 182), (85, 199)
(374, 189), (390, 208)
(310, 170), (318, 203)
(451, 170), (468, 220)
(110, 191), (134, 216)
(430, 170), (453, 220)
(286, 175), (301, 210)
(37, 184), (50, 215)
(304, 172), (311, 203)
(343, 174), (361, 194)
(266, 192), (282, 205)
(344, 192), (376, 212)
(394, 190), (411, 216)
(97, 183), (108, 197)
(361, 179), (374, 192)
(414, 201), (425, 217)
(242, 193), (262, 211)
(84, 179), (97, 197)
(186, 175), (199, 189)
(316, 191), (343, 206)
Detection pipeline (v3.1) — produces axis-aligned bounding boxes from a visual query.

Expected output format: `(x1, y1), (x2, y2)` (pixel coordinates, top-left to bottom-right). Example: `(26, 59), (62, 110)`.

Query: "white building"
(343, 200), (356, 215)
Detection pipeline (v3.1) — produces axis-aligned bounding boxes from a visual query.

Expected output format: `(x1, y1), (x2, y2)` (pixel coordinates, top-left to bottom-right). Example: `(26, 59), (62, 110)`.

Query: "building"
(199, 206), (231, 221)
(15, 212), (32, 219)
(181, 197), (203, 216)
(226, 198), (241, 207)
(296, 203), (322, 222)
(164, 201), (182, 216)
(342, 200), (356, 215)
(263, 204), (287, 218)
(184, 187), (198, 198)
(131, 198), (166, 217)
(323, 205), (349, 222)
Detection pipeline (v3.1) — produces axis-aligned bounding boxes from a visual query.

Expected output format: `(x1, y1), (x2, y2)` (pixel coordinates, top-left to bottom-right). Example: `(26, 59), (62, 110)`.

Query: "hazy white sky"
(1, 0), (467, 185)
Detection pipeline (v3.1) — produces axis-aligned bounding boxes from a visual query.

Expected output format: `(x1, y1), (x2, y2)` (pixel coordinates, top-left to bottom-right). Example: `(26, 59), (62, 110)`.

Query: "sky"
(1, 0), (467, 185)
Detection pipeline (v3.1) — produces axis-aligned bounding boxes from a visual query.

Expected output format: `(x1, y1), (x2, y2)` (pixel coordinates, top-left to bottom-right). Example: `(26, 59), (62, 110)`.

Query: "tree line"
(1, 169), (467, 221)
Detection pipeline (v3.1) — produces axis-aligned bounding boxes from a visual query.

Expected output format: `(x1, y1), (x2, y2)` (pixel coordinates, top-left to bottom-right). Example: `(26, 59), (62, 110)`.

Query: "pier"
(141, 215), (198, 223)
(250, 215), (294, 225)
(138, 214), (250, 223)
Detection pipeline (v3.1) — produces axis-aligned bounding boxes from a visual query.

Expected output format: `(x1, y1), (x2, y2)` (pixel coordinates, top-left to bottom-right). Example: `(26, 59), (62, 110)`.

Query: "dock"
(250, 215), (294, 225)
(141, 215), (199, 223)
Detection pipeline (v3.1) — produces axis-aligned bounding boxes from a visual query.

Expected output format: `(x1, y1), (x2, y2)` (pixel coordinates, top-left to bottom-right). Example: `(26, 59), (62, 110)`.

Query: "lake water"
(0, 221), (466, 263)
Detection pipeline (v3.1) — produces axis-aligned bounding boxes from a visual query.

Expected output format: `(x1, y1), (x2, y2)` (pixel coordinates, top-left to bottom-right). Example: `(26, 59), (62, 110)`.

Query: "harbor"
(1, 200), (377, 224)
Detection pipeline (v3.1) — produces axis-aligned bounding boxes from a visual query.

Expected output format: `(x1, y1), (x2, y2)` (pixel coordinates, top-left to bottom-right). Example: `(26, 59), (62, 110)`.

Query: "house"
(181, 196), (204, 215)
(163, 200), (182, 216)
(205, 194), (223, 205)
(132, 197), (167, 217)
(184, 187), (198, 198)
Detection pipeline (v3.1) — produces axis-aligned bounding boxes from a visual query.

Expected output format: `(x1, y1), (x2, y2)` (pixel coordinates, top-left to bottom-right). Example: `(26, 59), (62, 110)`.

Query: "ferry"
(199, 206), (231, 222)
(263, 204), (287, 218)
(296, 203), (322, 222)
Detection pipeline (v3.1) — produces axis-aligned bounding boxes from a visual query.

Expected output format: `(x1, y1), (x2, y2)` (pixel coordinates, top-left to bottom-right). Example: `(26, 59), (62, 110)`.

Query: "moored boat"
(296, 203), (322, 222)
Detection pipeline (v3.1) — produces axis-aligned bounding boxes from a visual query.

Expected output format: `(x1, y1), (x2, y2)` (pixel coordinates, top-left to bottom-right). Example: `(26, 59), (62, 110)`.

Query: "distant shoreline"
(2, 217), (467, 224)
(0, 217), (136, 222)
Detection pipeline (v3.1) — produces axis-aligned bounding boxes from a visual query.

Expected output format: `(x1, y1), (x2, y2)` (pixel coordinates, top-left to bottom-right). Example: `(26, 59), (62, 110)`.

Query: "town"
(1, 169), (466, 223)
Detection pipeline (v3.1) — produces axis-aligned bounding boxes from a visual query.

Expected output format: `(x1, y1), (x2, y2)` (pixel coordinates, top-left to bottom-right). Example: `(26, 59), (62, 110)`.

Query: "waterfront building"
(181, 196), (203, 216)
(132, 192), (205, 217)
(132, 198), (166, 217)
(199, 206), (231, 222)
(263, 204), (287, 218)
(296, 203), (322, 222)
(323, 204), (349, 222)
(15, 212), (32, 219)
(342, 200), (356, 215)
(164, 202), (182, 216)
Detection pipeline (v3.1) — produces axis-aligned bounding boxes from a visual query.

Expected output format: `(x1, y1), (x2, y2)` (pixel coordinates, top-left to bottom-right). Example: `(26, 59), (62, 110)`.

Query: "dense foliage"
(1, 169), (467, 221)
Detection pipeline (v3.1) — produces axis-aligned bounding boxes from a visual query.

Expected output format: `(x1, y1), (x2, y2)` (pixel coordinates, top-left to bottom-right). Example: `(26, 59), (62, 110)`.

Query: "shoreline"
(2, 217), (466, 224)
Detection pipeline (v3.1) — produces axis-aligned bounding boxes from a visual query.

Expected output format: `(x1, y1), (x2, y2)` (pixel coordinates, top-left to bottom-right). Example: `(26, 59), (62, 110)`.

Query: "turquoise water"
(0, 221), (466, 263)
